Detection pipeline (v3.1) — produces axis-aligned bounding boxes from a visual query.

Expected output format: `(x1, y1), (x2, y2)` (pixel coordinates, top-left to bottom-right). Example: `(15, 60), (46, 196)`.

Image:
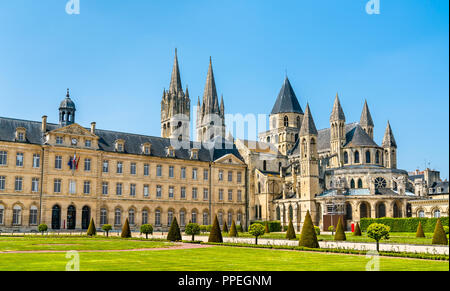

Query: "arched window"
(52, 205), (61, 229)
(344, 151), (349, 164)
(168, 210), (174, 226)
(218, 212), (223, 226)
(180, 210), (185, 226)
(357, 179), (363, 189)
(100, 208), (108, 225)
(203, 211), (209, 225)
(375, 151), (380, 164)
(29, 206), (38, 225)
(12, 205), (22, 225)
(377, 203), (386, 218)
(192, 210), (197, 224)
(360, 203), (369, 218)
(129, 208), (135, 225)
(345, 203), (352, 220)
(418, 210), (425, 218)
(276, 206), (281, 221)
(142, 209), (148, 225)
(365, 151), (371, 163)
(354, 151), (360, 163)
(434, 209), (441, 218)
(350, 179), (355, 189)
(114, 208), (121, 225)
(228, 212), (232, 226)
(393, 203), (401, 218)
(0, 205), (4, 225)
(283, 116), (289, 127)
(296, 116), (301, 129)
(288, 205), (293, 221)
(155, 209), (161, 226)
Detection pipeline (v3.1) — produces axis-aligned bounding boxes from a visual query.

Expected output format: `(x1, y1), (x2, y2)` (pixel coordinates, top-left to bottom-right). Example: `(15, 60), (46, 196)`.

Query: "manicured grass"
(0, 236), (173, 252)
(0, 245), (448, 271)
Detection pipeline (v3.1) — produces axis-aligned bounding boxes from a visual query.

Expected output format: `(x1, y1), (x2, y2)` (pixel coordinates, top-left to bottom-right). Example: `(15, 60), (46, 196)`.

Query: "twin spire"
(201, 56), (223, 115)
(168, 48), (183, 95)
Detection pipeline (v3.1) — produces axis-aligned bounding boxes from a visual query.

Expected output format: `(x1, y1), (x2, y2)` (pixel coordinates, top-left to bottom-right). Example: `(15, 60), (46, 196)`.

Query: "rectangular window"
(237, 190), (242, 202)
(33, 154), (40, 168)
(204, 188), (209, 200)
(228, 171), (233, 182)
(85, 140), (92, 147)
(144, 164), (149, 176)
(53, 179), (61, 193)
(156, 165), (162, 177)
(219, 189), (223, 201)
(17, 132), (24, 141)
(117, 161), (123, 174)
(181, 167), (186, 179)
(102, 182), (108, 195)
(143, 185), (149, 197)
(83, 181), (91, 194)
(181, 187), (186, 199)
(219, 170), (223, 181)
(169, 166), (174, 178)
(0, 176), (5, 191)
(16, 153), (24, 167)
(130, 163), (136, 175)
(192, 168), (198, 180)
(69, 180), (76, 194)
(29, 208), (38, 225)
(31, 178), (39, 193)
(84, 158), (91, 172)
(192, 187), (198, 200)
(169, 186), (174, 198)
(130, 184), (136, 196)
(204, 169), (208, 181)
(55, 156), (62, 169)
(15, 177), (23, 191)
(116, 183), (123, 196)
(156, 185), (162, 198)
(0, 151), (7, 166)
(228, 189), (233, 201)
(56, 136), (63, 144)
(103, 160), (109, 173)
(237, 172), (242, 183)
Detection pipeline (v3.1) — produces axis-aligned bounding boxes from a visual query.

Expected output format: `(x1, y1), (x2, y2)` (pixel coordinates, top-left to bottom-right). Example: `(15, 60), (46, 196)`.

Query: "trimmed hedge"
(250, 220), (282, 232)
(360, 217), (449, 233)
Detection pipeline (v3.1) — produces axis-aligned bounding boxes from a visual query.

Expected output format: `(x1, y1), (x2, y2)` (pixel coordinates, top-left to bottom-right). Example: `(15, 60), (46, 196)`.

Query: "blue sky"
(0, 0), (448, 178)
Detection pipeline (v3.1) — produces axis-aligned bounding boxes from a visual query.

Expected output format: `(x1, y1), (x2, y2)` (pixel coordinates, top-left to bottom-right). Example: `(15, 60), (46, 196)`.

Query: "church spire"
(360, 100), (374, 127)
(299, 103), (318, 136)
(382, 120), (397, 148)
(330, 93), (345, 122)
(169, 48), (183, 94)
(202, 56), (219, 114)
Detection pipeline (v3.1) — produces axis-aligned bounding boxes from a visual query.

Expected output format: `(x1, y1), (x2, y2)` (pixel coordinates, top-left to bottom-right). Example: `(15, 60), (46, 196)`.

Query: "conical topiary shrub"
(353, 222), (362, 236)
(299, 210), (319, 248)
(265, 222), (270, 234)
(334, 217), (346, 241)
(208, 215), (223, 243)
(121, 218), (132, 238)
(167, 217), (182, 241)
(222, 221), (229, 233)
(229, 220), (238, 237)
(286, 219), (296, 240)
(86, 218), (96, 236)
(432, 218), (448, 245)
(416, 221), (425, 238)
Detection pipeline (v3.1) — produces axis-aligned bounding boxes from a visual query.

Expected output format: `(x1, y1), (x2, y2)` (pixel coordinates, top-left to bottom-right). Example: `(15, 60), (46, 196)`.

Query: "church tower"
(299, 104), (320, 224)
(329, 93), (346, 168)
(196, 57), (225, 142)
(161, 49), (191, 141)
(382, 121), (397, 169)
(359, 100), (374, 139)
(59, 88), (76, 127)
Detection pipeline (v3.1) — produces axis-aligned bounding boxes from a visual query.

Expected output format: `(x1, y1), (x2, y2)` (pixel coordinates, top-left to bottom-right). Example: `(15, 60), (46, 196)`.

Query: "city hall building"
(0, 50), (447, 232)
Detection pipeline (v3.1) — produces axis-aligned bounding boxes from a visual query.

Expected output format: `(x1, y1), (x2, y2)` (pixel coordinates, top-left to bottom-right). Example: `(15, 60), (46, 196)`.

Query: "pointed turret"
(169, 48), (183, 95)
(330, 93), (345, 122)
(299, 103), (318, 136)
(382, 121), (397, 148)
(360, 100), (374, 139)
(271, 77), (303, 115)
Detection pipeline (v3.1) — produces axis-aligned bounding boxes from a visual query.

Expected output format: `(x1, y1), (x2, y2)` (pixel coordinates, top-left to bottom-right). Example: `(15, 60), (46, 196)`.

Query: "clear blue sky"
(0, 0), (448, 178)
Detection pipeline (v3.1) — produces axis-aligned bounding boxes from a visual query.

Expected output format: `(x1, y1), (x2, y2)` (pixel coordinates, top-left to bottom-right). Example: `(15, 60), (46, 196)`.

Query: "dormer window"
(141, 143), (151, 155)
(115, 140), (125, 152)
(190, 149), (199, 160)
(15, 128), (26, 142)
(166, 147), (175, 158)
(85, 139), (92, 148)
(56, 136), (64, 145)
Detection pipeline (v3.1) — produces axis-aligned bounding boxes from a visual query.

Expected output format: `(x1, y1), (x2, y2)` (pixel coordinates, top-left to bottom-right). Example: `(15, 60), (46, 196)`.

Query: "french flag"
(68, 154), (80, 170)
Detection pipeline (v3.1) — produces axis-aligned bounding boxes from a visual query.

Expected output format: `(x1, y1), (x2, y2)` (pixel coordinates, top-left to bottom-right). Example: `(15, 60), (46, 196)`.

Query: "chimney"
(41, 116), (47, 133)
(90, 122), (96, 134)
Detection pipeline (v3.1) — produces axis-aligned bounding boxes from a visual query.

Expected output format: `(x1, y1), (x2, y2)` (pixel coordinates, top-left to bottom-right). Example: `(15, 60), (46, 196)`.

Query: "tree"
(366, 223), (390, 252)
(140, 224), (153, 239)
(86, 218), (96, 236)
(415, 221), (425, 238)
(236, 224), (243, 233)
(102, 224), (112, 237)
(432, 218), (448, 245)
(222, 221), (229, 233)
(353, 222), (362, 236)
(314, 226), (320, 236)
(299, 210), (319, 248)
(185, 223), (200, 241)
(334, 217), (346, 241)
(208, 215), (223, 243)
(121, 218), (132, 238)
(38, 224), (48, 235)
(328, 225), (335, 236)
(249, 223), (265, 245)
(264, 222), (270, 234)
(167, 217), (182, 242)
(286, 219), (296, 240)
(229, 220), (238, 237)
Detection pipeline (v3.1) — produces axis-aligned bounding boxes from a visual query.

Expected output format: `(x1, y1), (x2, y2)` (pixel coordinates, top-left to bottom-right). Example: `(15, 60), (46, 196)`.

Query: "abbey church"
(0, 50), (447, 233)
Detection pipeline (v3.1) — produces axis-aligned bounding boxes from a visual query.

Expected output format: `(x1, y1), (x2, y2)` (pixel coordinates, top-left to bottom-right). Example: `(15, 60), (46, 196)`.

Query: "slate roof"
(0, 116), (243, 163)
(270, 77), (303, 115)
(343, 125), (379, 147)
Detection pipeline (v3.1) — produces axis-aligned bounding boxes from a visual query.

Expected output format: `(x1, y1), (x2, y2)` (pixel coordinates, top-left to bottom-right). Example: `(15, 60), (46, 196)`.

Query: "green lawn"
(0, 236), (448, 271)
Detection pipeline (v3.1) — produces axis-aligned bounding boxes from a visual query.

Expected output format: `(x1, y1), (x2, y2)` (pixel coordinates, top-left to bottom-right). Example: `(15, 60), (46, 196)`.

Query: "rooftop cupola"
(59, 88), (76, 127)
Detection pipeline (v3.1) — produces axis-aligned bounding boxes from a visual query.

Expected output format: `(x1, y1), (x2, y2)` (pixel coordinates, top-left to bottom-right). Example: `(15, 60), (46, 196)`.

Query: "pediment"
(49, 123), (98, 139)
(214, 153), (245, 165)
